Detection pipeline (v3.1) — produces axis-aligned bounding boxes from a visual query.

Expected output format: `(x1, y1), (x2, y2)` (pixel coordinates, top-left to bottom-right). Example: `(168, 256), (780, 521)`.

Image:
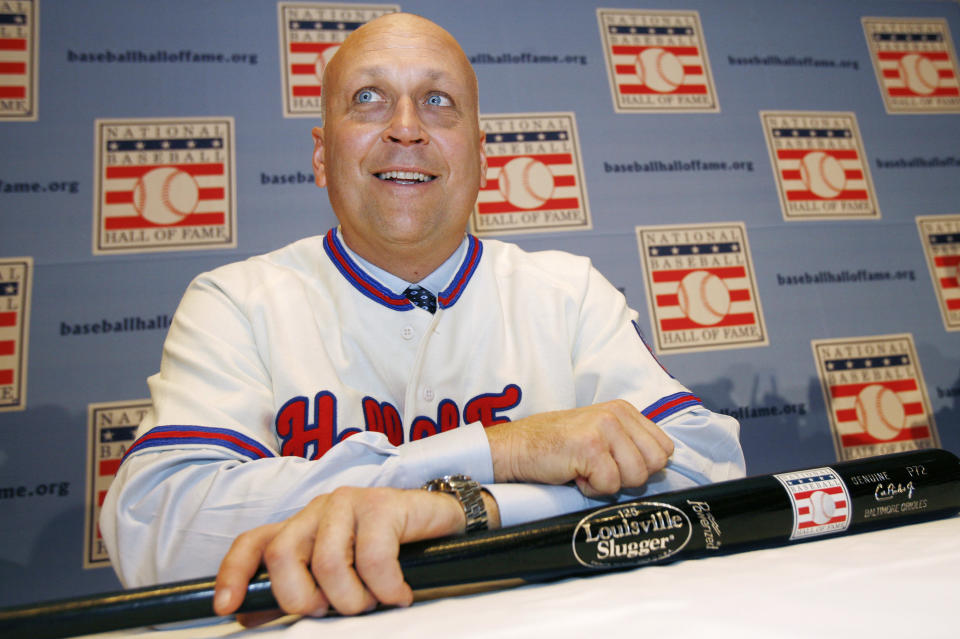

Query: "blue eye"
(355, 89), (380, 103)
(426, 94), (452, 106)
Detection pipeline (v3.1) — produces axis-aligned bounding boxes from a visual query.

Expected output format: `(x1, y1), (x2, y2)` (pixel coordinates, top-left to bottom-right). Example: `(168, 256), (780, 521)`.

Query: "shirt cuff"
(394, 422), (495, 486)
(482, 482), (610, 528)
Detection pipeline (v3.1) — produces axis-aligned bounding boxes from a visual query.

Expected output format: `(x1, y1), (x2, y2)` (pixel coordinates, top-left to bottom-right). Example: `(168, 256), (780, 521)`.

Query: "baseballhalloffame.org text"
(60, 314), (172, 337)
(1, 178), (79, 194)
(936, 385), (960, 399)
(0, 481), (70, 500)
(727, 54), (859, 71)
(874, 156), (960, 169)
(66, 49), (259, 65)
(604, 158), (755, 174)
(470, 51), (588, 66)
(716, 402), (807, 421)
(776, 269), (917, 286)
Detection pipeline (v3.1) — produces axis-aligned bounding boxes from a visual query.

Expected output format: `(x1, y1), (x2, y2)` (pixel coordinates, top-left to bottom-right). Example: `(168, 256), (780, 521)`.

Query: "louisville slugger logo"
(573, 502), (691, 567)
(761, 111), (879, 221)
(597, 8), (718, 113)
(473, 112), (591, 236)
(0, 0), (37, 121)
(916, 214), (960, 331)
(278, 2), (398, 117)
(93, 117), (237, 254)
(636, 222), (767, 353)
(812, 334), (939, 461)
(862, 17), (960, 114)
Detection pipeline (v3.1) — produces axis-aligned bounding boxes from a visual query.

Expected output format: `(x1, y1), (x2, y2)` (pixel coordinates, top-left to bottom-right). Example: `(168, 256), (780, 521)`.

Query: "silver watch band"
(421, 474), (488, 533)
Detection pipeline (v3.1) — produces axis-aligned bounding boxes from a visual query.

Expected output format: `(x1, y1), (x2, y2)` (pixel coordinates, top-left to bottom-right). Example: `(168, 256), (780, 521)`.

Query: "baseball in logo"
(761, 111), (879, 221)
(0, 0), (37, 121)
(773, 468), (851, 540)
(278, 2), (398, 118)
(0, 257), (31, 412)
(85, 400), (149, 568)
(812, 334), (940, 462)
(596, 8), (718, 113)
(862, 17), (960, 114)
(916, 214), (960, 331)
(636, 223), (767, 354)
(472, 112), (591, 236)
(93, 117), (237, 255)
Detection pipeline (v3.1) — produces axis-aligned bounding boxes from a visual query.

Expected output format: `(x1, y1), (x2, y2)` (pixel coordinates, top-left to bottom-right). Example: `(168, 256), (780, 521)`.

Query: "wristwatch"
(422, 474), (488, 533)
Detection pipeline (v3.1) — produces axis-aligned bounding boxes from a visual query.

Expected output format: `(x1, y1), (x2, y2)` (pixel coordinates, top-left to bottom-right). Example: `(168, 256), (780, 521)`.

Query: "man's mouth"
(375, 170), (437, 184)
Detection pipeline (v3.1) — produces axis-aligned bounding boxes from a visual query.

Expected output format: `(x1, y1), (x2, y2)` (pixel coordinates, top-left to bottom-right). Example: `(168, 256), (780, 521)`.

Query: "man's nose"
(382, 97), (427, 145)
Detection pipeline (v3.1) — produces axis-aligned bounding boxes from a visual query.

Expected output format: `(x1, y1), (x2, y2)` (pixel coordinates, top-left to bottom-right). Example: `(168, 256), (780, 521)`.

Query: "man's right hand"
(485, 399), (674, 497)
(213, 486), (485, 624)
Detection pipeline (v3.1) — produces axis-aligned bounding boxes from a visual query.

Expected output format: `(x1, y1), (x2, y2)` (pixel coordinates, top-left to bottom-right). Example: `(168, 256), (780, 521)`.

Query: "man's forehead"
(342, 64), (458, 84)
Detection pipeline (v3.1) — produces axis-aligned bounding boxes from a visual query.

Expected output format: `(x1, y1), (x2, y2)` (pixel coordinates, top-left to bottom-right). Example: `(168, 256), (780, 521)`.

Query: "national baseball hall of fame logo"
(773, 467), (851, 540)
(471, 112), (591, 236)
(862, 17), (960, 114)
(596, 8), (718, 113)
(812, 334), (939, 463)
(278, 2), (398, 118)
(635, 223), (767, 354)
(916, 214), (960, 331)
(93, 117), (237, 255)
(0, 257), (31, 411)
(0, 0), (37, 121)
(85, 399), (149, 568)
(761, 111), (879, 221)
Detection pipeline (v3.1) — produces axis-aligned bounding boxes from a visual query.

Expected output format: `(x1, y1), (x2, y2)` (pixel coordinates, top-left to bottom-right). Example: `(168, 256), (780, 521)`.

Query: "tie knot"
(403, 285), (437, 314)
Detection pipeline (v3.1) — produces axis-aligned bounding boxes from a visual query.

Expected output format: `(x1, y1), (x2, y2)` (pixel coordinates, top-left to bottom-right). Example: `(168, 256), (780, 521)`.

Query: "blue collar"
(323, 228), (483, 311)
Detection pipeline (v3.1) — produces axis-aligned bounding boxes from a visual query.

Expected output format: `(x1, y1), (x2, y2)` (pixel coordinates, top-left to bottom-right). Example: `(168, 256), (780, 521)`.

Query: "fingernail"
(307, 605), (329, 618)
(213, 589), (231, 614)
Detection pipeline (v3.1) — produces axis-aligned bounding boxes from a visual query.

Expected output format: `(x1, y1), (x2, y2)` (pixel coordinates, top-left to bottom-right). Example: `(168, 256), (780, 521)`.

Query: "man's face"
(312, 15), (486, 265)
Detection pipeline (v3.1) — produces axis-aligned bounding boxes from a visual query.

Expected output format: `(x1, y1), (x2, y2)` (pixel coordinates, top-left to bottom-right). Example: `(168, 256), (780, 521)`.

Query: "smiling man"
(101, 13), (744, 622)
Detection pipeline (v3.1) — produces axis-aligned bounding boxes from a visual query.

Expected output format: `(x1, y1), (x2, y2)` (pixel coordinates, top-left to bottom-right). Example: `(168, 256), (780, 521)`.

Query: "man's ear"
(312, 126), (327, 188)
(477, 130), (487, 188)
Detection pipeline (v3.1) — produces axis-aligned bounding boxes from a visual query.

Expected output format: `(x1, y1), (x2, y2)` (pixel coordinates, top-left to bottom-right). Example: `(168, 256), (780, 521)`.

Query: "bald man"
(101, 13), (744, 622)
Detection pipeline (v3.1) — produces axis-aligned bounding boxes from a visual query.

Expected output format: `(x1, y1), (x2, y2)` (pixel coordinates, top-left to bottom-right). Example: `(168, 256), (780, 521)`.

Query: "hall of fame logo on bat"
(812, 334), (939, 463)
(635, 222), (767, 354)
(862, 17), (960, 114)
(85, 399), (150, 568)
(761, 111), (879, 221)
(278, 2), (398, 118)
(0, 0), (38, 121)
(93, 117), (237, 255)
(773, 467), (851, 540)
(916, 214), (960, 331)
(596, 8), (718, 113)
(0, 256), (32, 412)
(471, 112), (591, 236)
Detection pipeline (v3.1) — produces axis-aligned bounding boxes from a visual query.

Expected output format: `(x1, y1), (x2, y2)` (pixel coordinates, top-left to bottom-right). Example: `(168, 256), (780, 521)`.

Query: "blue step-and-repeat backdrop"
(1, 0), (959, 606)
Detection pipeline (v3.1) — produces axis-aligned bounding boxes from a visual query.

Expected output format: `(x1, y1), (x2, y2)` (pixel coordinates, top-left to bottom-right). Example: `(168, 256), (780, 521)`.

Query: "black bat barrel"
(2, 448), (958, 639)
(399, 447), (960, 587)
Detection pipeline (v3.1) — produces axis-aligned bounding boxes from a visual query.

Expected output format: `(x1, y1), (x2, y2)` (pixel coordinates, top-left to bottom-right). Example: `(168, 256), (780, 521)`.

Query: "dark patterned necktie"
(404, 285), (437, 314)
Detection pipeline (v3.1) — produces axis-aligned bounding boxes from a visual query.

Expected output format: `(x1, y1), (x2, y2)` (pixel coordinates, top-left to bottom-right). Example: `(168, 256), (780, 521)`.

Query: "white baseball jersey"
(101, 229), (744, 587)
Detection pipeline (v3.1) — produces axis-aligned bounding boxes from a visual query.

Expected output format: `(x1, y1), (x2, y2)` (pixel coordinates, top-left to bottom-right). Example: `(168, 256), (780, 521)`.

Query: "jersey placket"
(401, 308), (445, 429)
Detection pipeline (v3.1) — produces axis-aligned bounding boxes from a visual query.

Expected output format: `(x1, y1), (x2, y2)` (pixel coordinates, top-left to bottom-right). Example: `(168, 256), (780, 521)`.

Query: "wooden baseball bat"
(1, 447), (958, 639)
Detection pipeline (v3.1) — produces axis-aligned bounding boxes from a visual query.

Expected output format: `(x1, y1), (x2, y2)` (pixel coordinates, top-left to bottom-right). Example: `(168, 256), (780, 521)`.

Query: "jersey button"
(401, 325), (415, 340)
(422, 387), (435, 401)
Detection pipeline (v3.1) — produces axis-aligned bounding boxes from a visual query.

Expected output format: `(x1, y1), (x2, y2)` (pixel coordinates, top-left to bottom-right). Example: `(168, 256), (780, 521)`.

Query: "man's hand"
(485, 400), (674, 497)
(213, 486), (499, 624)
